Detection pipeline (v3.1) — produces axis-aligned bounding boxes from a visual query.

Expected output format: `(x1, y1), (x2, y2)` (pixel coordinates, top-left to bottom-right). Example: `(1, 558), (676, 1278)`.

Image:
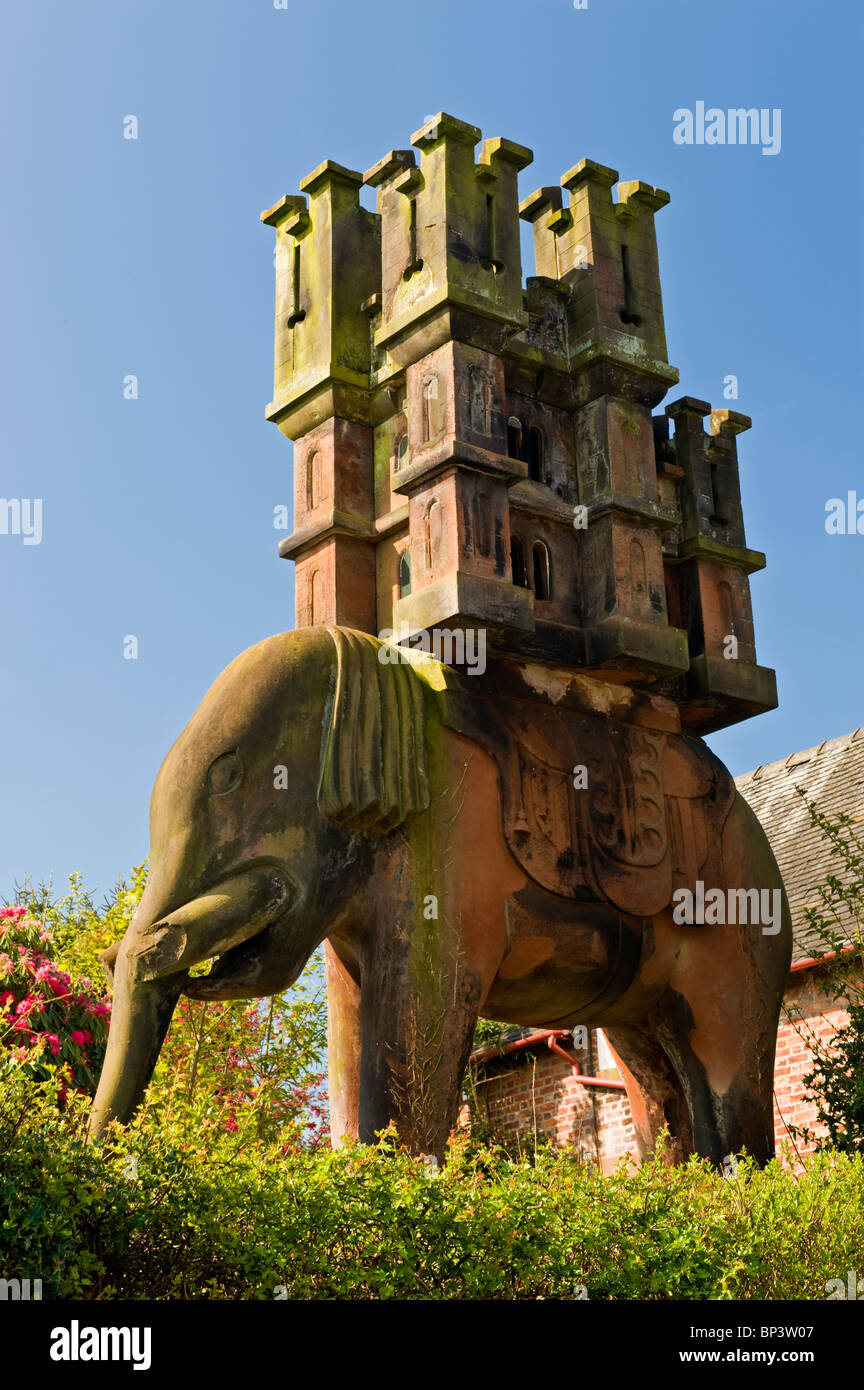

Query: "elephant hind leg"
(650, 984), (779, 1168)
(639, 794), (792, 1169)
(603, 1023), (692, 1165)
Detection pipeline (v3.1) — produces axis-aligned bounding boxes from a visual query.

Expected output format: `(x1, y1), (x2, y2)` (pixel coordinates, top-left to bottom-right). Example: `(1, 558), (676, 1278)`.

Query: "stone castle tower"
(262, 112), (776, 733)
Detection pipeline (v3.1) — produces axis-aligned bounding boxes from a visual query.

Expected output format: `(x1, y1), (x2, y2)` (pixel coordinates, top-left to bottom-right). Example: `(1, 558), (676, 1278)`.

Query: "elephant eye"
(207, 750), (243, 796)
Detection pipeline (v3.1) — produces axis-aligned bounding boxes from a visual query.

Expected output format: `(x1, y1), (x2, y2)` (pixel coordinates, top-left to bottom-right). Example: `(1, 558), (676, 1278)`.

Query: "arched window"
(532, 541), (551, 601)
(394, 434), (409, 472)
(305, 450), (322, 511)
(528, 427), (544, 483)
(510, 535), (527, 588)
(422, 377), (438, 443)
(398, 551), (412, 598)
(423, 498), (443, 573)
(469, 367), (492, 435)
(709, 461), (726, 525)
(629, 537), (648, 605)
(718, 580), (735, 635)
(472, 494), (491, 557)
(507, 416), (523, 460)
(306, 569), (318, 626)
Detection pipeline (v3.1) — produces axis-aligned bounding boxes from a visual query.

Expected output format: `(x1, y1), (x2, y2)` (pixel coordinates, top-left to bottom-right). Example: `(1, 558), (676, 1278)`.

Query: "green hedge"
(2, 1078), (863, 1300)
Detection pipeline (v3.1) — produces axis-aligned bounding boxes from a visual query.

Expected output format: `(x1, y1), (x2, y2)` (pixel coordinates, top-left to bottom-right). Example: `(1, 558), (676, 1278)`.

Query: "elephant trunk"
(87, 865), (290, 1142)
(87, 944), (185, 1142)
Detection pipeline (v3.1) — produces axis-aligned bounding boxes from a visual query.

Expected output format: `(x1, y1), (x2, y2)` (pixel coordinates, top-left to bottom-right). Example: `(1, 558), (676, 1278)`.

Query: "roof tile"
(737, 729), (864, 962)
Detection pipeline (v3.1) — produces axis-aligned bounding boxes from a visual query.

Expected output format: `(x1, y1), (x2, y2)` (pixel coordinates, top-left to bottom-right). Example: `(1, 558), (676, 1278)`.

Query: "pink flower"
(45, 974), (70, 998)
(11, 1016), (33, 1034)
(42, 1033), (61, 1055)
(0, 990), (16, 1009)
(70, 1030), (92, 1047)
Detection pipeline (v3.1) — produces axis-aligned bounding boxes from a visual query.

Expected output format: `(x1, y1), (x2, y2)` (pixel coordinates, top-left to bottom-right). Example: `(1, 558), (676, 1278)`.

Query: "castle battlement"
(263, 114), (776, 733)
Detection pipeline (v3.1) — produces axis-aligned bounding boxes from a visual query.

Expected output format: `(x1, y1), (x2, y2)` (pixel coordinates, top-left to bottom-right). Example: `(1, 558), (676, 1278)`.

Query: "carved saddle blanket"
(442, 687), (736, 919)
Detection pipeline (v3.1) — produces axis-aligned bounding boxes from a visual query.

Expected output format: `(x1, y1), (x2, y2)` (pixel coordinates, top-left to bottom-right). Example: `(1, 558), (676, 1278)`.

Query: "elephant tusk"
(99, 939), (122, 985)
(127, 866), (290, 982)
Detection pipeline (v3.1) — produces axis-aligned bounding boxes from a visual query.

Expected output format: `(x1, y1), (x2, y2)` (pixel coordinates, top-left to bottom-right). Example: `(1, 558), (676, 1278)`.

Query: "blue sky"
(1, 0), (861, 898)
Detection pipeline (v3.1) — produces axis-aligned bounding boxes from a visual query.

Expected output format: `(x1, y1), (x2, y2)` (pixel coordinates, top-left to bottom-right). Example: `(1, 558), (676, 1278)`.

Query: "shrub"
(784, 792), (864, 1154)
(1, 1079), (862, 1301)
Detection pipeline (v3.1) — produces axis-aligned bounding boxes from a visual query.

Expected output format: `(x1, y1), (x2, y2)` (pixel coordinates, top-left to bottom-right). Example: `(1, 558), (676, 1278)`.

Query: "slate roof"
(736, 728), (864, 962)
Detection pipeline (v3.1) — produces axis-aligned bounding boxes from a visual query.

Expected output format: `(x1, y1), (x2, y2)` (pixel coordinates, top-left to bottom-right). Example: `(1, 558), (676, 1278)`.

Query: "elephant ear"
(317, 628), (431, 833)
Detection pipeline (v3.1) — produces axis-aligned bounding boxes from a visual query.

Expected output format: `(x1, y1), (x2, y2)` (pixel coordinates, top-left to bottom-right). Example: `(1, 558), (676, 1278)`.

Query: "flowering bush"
(146, 987), (329, 1150)
(0, 906), (110, 1097)
(8, 867), (329, 1146)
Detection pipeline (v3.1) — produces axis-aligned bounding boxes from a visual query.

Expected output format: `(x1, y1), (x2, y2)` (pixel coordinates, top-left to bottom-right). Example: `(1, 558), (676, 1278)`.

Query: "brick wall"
(465, 966), (855, 1169)
(773, 969), (851, 1166)
(465, 1047), (637, 1173)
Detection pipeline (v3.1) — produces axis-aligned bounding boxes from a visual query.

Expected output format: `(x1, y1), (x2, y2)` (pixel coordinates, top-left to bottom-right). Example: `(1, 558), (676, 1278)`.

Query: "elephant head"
(88, 627), (432, 1141)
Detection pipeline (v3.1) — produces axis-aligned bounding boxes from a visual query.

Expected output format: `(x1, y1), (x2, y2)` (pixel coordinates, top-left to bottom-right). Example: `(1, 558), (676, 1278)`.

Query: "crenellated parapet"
(519, 159), (675, 394)
(658, 398), (777, 729)
(262, 114), (776, 733)
(262, 162), (380, 440)
(367, 115), (532, 367)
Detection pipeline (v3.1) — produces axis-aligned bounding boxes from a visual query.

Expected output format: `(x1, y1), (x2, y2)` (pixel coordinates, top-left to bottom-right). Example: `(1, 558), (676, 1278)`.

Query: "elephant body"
(90, 626), (791, 1165)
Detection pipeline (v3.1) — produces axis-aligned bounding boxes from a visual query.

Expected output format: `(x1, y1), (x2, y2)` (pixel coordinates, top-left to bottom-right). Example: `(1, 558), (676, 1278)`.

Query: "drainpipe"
(470, 1029), (567, 1067)
(471, 1028), (626, 1090)
(790, 945), (857, 973)
(545, 1033), (627, 1090)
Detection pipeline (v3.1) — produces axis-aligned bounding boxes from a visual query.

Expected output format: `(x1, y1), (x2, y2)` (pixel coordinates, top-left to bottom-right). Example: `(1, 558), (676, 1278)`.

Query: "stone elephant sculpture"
(89, 626), (792, 1165)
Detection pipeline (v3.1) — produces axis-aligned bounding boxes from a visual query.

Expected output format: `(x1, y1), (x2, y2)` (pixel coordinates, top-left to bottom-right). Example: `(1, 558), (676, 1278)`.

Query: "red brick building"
(466, 728), (864, 1169)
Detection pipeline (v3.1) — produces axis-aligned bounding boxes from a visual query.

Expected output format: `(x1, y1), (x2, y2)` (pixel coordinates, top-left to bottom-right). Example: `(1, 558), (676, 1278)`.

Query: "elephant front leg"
(324, 939), (361, 1147)
(358, 928), (481, 1161)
